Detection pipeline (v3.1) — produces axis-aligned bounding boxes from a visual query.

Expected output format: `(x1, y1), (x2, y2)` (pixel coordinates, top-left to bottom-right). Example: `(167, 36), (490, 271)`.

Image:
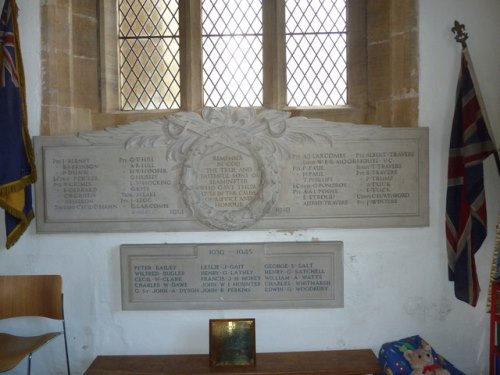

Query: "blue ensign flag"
(0, 0), (36, 249)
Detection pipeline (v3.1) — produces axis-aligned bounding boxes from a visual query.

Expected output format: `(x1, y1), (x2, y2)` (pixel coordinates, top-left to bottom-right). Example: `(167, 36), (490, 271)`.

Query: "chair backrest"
(0, 275), (64, 320)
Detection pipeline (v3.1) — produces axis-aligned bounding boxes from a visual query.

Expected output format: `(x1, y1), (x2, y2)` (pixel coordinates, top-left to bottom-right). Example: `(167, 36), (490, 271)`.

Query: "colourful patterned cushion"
(376, 335), (465, 375)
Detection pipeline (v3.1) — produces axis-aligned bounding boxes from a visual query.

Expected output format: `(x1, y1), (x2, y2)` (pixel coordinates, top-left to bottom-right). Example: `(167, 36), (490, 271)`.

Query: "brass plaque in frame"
(209, 318), (256, 367)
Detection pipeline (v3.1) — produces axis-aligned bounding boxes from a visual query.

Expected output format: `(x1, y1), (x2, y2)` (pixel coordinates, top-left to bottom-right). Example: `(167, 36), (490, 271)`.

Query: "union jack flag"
(446, 50), (500, 306)
(1, 1), (20, 87)
(0, 0), (36, 249)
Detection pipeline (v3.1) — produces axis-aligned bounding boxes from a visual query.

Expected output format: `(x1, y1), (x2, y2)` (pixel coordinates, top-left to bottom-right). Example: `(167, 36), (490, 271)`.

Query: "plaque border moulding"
(34, 107), (429, 233)
(120, 241), (344, 310)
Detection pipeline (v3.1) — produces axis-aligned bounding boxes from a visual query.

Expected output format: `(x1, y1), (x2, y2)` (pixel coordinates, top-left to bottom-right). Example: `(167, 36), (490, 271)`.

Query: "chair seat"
(0, 332), (62, 372)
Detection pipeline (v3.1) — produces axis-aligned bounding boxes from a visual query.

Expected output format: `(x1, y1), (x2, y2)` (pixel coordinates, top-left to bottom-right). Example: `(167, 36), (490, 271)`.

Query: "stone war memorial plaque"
(120, 242), (343, 310)
(34, 108), (429, 232)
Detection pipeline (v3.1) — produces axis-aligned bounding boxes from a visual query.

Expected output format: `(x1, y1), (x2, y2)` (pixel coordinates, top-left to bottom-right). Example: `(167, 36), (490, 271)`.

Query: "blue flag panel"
(0, 0), (36, 249)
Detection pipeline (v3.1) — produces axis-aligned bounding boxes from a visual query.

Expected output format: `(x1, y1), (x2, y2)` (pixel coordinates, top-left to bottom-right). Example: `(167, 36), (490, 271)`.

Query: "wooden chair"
(0, 275), (71, 374)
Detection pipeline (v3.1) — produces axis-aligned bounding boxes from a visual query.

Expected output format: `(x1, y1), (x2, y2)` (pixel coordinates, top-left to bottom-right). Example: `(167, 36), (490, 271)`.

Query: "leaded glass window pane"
(119, 0), (180, 110)
(202, 0), (263, 107)
(286, 0), (347, 107)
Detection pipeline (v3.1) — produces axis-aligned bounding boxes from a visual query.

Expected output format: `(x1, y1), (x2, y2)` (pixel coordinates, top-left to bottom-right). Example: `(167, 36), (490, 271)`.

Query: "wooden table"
(84, 349), (382, 375)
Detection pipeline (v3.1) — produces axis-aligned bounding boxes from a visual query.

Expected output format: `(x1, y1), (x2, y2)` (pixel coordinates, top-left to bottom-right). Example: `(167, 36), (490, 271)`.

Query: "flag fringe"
(0, 174), (36, 196)
(5, 209), (33, 249)
(487, 217), (500, 312)
(0, 196), (31, 221)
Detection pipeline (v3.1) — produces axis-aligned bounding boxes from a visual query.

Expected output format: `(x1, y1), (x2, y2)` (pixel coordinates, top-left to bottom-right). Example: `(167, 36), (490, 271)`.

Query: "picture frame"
(209, 318), (256, 367)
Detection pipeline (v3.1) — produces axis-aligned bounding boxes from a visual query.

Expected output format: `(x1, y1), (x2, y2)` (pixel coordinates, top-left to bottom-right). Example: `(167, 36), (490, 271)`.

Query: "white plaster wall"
(0, 0), (499, 374)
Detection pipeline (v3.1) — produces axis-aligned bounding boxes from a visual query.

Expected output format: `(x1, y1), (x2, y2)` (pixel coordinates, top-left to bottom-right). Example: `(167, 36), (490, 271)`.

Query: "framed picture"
(209, 318), (256, 367)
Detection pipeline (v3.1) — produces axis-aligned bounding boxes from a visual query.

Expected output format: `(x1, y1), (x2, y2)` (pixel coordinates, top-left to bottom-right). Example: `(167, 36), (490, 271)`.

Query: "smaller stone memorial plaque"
(120, 242), (343, 310)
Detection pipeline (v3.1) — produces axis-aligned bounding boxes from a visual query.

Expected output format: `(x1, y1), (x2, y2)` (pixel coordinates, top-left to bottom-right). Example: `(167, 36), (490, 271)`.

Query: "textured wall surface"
(0, 0), (499, 374)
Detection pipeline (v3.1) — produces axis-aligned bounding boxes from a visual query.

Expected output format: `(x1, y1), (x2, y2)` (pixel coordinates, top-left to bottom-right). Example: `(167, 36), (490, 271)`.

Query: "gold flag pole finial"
(452, 20), (468, 48)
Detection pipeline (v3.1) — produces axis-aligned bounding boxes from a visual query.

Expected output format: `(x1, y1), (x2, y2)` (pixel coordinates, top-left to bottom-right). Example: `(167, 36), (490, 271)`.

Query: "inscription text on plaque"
(35, 108), (429, 232)
(120, 242), (343, 310)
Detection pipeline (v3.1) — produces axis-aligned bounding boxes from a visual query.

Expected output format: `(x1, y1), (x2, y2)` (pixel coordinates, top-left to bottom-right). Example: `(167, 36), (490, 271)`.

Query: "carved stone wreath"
(180, 127), (281, 230)
(77, 107), (341, 230)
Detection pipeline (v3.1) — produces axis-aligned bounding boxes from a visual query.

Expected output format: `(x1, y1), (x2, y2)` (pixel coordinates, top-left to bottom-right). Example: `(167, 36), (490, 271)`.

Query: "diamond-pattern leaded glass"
(286, 0), (347, 107)
(202, 1), (263, 107)
(119, 0), (180, 110)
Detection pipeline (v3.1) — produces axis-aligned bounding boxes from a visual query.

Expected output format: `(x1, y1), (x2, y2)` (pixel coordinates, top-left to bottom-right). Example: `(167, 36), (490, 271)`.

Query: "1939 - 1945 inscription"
(34, 108), (428, 232)
(120, 242), (343, 310)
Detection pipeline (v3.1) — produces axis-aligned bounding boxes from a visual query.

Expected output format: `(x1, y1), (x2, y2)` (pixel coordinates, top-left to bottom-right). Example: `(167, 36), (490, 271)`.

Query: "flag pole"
(446, 20), (500, 307)
(451, 20), (500, 174)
